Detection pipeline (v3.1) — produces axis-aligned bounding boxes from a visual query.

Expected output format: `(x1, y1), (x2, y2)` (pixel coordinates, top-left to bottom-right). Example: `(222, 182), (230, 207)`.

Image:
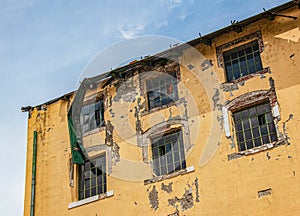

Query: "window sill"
(68, 190), (114, 209)
(82, 126), (106, 138)
(140, 98), (185, 117)
(220, 67), (270, 91)
(227, 139), (288, 161)
(144, 166), (194, 185)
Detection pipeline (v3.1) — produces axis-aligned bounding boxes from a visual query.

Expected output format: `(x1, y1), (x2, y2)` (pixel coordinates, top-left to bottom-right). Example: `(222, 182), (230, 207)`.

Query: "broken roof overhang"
(23, 1), (298, 109)
(186, 0), (299, 47)
(23, 1), (299, 164)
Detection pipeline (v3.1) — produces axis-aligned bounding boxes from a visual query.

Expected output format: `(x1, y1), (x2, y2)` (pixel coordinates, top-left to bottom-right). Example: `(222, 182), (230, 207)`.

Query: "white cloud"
(155, 19), (168, 29)
(120, 24), (146, 39)
(159, 0), (182, 11)
(167, 0), (182, 10)
(178, 14), (186, 20)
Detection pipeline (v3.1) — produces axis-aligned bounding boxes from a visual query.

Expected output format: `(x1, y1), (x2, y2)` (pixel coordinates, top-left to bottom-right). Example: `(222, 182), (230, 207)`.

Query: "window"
(151, 130), (186, 176)
(78, 154), (107, 200)
(224, 40), (263, 82)
(146, 72), (179, 110)
(233, 102), (278, 151)
(80, 98), (104, 133)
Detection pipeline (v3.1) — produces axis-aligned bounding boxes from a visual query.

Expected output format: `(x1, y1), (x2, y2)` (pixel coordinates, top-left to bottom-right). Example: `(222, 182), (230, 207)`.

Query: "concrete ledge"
(220, 67), (270, 92)
(144, 166), (194, 185)
(68, 190), (114, 209)
(228, 139), (288, 161)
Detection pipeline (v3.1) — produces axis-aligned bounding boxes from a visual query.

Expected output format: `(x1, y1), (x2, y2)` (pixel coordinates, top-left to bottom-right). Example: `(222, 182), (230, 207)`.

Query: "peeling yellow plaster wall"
(24, 5), (300, 216)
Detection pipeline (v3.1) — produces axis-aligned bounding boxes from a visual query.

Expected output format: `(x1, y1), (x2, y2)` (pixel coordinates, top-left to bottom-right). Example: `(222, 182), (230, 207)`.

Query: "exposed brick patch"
(138, 61), (180, 98)
(225, 88), (277, 111)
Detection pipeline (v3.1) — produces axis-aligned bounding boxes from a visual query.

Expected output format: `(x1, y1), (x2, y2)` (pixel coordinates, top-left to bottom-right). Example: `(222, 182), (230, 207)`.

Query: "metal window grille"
(224, 40), (263, 82)
(146, 72), (179, 109)
(80, 99), (104, 133)
(78, 154), (107, 200)
(151, 130), (186, 176)
(233, 102), (278, 151)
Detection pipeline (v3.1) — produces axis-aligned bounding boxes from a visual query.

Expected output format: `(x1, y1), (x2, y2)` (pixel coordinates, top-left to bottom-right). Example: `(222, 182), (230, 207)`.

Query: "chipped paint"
(168, 186), (193, 211)
(161, 182), (173, 193)
(148, 185), (159, 210)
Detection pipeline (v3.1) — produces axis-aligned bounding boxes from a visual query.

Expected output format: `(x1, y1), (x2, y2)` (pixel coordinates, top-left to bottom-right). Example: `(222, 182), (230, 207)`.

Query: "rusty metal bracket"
(198, 33), (212, 46)
(263, 8), (298, 20)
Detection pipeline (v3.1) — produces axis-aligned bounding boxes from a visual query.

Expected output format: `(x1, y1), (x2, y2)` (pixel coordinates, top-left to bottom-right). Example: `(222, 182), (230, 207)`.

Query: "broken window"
(223, 40), (263, 82)
(233, 102), (278, 151)
(78, 154), (107, 200)
(151, 130), (186, 176)
(80, 98), (105, 133)
(146, 71), (179, 110)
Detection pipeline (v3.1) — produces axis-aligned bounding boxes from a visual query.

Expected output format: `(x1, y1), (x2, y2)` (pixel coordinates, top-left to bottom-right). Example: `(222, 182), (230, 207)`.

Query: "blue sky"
(0, 0), (288, 215)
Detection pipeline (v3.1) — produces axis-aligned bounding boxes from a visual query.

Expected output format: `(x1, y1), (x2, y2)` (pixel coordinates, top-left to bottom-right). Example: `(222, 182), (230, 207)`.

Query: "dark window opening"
(80, 98), (105, 133)
(146, 72), (179, 110)
(258, 114), (266, 125)
(223, 40), (263, 82)
(151, 130), (186, 176)
(78, 154), (106, 200)
(233, 102), (278, 151)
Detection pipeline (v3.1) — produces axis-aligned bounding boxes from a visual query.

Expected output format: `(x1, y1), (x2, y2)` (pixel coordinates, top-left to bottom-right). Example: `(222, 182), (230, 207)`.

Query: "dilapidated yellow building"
(23, 1), (300, 215)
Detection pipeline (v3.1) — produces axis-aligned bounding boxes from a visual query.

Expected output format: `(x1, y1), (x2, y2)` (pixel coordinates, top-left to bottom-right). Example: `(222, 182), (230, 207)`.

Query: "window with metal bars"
(78, 154), (106, 200)
(223, 40), (263, 82)
(233, 102), (278, 151)
(151, 130), (186, 176)
(80, 98), (105, 134)
(146, 72), (179, 110)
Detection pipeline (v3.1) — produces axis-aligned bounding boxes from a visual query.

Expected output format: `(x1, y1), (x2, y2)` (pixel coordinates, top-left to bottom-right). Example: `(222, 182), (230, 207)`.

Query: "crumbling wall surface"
(204, 6), (300, 216)
(23, 5), (300, 216)
(24, 99), (76, 216)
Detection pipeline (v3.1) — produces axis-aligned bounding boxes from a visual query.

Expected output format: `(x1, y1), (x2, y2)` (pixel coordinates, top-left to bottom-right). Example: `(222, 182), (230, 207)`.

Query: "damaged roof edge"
(21, 91), (74, 112)
(22, 1), (298, 110)
(186, 0), (298, 47)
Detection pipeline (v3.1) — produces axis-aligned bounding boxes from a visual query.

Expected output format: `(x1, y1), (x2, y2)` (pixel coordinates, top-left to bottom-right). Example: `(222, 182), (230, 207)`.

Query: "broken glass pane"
(258, 114), (266, 125)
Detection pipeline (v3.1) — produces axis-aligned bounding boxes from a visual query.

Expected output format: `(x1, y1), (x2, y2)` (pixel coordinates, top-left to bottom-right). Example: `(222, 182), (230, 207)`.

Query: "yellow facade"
(23, 2), (300, 215)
